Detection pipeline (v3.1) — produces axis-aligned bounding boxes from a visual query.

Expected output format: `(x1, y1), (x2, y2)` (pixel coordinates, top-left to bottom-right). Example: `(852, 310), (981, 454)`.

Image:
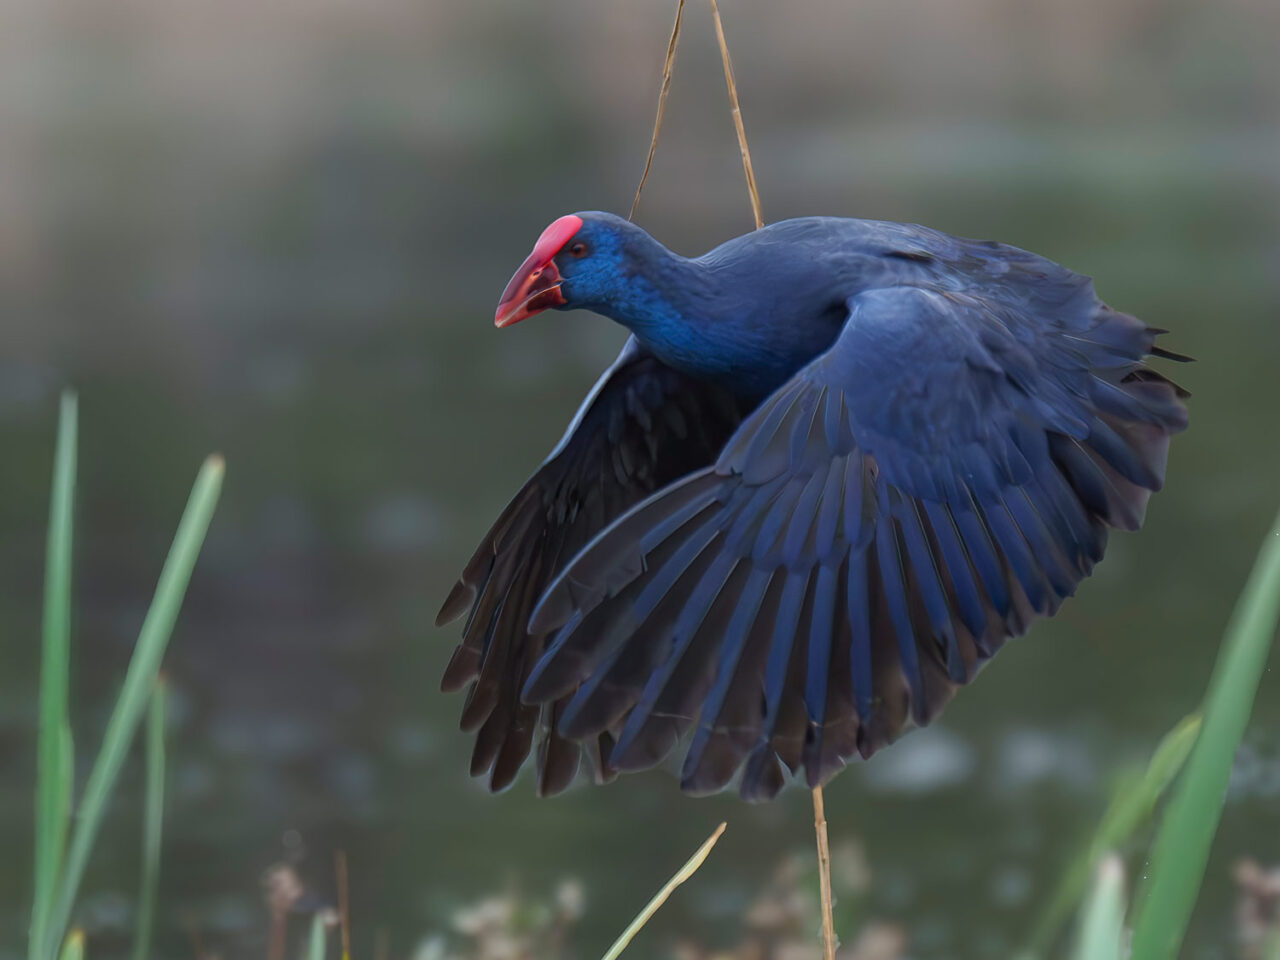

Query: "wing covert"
(524, 284), (1189, 799)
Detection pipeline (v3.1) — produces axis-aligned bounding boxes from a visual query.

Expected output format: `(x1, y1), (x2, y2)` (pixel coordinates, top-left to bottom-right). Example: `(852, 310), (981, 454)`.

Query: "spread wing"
(523, 284), (1189, 800)
(436, 336), (744, 794)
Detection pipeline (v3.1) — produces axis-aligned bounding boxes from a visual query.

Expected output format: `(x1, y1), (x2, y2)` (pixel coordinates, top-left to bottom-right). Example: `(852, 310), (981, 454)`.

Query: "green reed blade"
(304, 915), (327, 960)
(1020, 713), (1200, 957)
(1130, 506), (1280, 960)
(1072, 856), (1126, 960)
(41, 456), (224, 960)
(31, 393), (78, 960)
(130, 682), (166, 960)
(57, 930), (84, 960)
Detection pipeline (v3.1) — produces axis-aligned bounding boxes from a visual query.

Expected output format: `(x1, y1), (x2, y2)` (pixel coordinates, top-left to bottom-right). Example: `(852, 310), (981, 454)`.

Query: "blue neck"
(571, 220), (849, 400)
(586, 248), (781, 398)
(604, 254), (724, 362)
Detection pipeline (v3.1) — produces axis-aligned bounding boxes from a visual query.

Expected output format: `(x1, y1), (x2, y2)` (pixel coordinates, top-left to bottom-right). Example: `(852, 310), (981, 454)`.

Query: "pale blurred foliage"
(1234, 859), (1280, 960)
(182, 845), (1280, 960)
(399, 839), (903, 960)
(673, 839), (905, 960)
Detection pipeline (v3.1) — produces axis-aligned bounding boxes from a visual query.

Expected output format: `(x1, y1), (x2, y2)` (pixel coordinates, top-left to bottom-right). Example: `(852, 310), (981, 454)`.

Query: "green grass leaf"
(1072, 856), (1126, 960)
(131, 682), (166, 960)
(1021, 713), (1200, 956)
(1129, 505), (1280, 960)
(31, 393), (78, 960)
(56, 930), (84, 960)
(40, 455), (224, 960)
(304, 915), (328, 960)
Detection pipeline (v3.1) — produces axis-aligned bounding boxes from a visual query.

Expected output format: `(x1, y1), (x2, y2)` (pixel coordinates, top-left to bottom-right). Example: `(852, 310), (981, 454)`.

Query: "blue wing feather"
(523, 277), (1187, 799)
(438, 338), (744, 794)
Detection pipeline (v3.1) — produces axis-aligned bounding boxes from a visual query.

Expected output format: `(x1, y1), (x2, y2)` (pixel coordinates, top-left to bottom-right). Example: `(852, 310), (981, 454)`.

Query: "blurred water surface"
(1, 1), (1278, 957)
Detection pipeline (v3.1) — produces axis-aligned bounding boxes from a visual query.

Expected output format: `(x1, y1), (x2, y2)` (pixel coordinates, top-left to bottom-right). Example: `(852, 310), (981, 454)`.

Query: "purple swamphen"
(437, 211), (1189, 801)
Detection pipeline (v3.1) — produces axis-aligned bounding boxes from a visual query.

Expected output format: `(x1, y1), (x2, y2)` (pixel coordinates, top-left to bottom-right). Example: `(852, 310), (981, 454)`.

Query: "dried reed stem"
(709, 0), (763, 230)
(266, 909), (285, 960)
(812, 785), (837, 960)
(633, 5), (834, 957)
(630, 0), (686, 221)
(182, 914), (209, 960)
(600, 822), (727, 960)
(712, 6), (833, 956)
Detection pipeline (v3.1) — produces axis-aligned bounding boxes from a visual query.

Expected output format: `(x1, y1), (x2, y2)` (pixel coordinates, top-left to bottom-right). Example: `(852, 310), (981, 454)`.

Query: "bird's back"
(702, 216), (1093, 305)
(666, 216), (1103, 400)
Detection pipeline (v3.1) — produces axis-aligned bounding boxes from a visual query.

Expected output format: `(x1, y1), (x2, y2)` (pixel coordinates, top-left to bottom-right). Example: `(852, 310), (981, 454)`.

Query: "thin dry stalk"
(267, 903), (286, 960)
(708, 0), (763, 230)
(629, 0), (687, 221)
(373, 928), (389, 960)
(266, 911), (286, 960)
(601, 822), (727, 960)
(262, 865), (304, 960)
(632, 4), (836, 957)
(811, 786), (837, 960)
(335, 851), (351, 960)
(183, 914), (210, 960)
(711, 5), (834, 956)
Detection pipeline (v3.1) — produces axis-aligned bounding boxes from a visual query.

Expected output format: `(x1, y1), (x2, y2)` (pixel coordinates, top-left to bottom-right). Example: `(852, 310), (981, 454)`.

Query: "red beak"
(494, 214), (583, 327)
(494, 258), (565, 328)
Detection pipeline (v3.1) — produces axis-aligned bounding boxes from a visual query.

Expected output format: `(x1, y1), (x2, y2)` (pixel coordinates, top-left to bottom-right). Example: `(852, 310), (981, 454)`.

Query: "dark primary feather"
(525, 280), (1188, 800)
(436, 336), (743, 794)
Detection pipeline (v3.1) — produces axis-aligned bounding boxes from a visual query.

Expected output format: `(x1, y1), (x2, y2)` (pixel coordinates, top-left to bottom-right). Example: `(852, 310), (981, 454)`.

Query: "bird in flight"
(437, 211), (1189, 801)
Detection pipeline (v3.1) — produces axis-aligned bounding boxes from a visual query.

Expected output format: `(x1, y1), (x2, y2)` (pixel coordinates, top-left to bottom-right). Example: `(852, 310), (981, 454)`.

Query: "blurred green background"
(1, 0), (1278, 957)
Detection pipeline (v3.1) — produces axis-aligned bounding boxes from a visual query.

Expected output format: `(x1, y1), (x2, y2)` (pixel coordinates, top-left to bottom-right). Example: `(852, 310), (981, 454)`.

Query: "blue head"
(494, 211), (666, 327)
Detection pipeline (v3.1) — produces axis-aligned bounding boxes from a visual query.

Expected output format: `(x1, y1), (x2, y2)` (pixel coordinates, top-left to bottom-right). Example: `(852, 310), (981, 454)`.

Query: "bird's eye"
(567, 241), (588, 258)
